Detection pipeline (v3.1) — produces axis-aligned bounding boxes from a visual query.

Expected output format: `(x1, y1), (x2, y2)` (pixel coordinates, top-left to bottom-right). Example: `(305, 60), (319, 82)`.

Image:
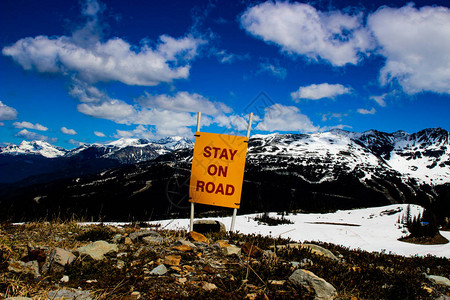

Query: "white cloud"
(214, 114), (249, 131)
(255, 103), (318, 132)
(68, 139), (84, 147)
(61, 127), (77, 135)
(3, 34), (204, 86)
(370, 94), (387, 107)
(0, 101), (18, 121)
(214, 49), (250, 64)
(241, 2), (373, 66)
(321, 112), (347, 122)
(357, 107), (376, 115)
(258, 62), (287, 79)
(94, 131), (106, 137)
(368, 4), (450, 94)
(139, 91), (232, 116)
(16, 129), (57, 143)
(291, 83), (351, 101)
(13, 121), (48, 131)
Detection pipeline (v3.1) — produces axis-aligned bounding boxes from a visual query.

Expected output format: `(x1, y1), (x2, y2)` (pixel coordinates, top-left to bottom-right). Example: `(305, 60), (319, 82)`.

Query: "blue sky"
(1, 0), (450, 149)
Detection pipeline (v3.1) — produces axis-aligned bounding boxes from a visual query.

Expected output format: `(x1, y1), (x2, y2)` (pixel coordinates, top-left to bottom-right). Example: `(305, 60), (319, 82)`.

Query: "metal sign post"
(190, 112), (201, 232)
(230, 112), (253, 232)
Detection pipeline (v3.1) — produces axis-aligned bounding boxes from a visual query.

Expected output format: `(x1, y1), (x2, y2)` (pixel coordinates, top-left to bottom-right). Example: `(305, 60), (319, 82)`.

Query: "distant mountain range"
(0, 137), (193, 183)
(0, 128), (448, 222)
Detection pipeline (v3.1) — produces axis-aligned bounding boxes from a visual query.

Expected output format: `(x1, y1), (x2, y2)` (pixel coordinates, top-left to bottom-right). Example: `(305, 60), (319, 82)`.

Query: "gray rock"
(8, 260), (40, 278)
(76, 241), (118, 260)
(53, 247), (76, 266)
(173, 239), (197, 248)
(222, 245), (241, 256)
(289, 269), (337, 300)
(112, 234), (124, 243)
(142, 235), (164, 246)
(150, 264), (168, 276)
(193, 220), (226, 233)
(47, 289), (92, 300)
(276, 243), (338, 261)
(129, 230), (161, 242)
(426, 274), (450, 287)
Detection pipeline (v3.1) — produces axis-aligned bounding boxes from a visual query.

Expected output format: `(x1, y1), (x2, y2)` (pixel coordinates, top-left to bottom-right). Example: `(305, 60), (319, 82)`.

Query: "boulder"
(193, 220), (226, 233)
(289, 269), (336, 300)
(275, 243), (338, 261)
(426, 274), (450, 287)
(76, 241), (118, 260)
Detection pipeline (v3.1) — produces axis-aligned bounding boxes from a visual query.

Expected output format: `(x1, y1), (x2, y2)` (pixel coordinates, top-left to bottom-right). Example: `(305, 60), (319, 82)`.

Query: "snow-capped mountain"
(0, 140), (67, 158)
(246, 128), (450, 185)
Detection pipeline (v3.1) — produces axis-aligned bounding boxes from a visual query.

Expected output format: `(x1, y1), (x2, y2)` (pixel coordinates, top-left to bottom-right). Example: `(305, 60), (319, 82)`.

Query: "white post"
(230, 112), (253, 232)
(190, 112), (202, 232)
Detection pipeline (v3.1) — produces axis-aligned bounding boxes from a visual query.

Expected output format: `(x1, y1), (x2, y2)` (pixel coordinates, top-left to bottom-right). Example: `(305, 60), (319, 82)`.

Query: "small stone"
(188, 231), (209, 244)
(124, 237), (133, 245)
(60, 275), (69, 283)
(150, 264), (168, 276)
(172, 244), (193, 252)
(47, 289), (92, 300)
(112, 234), (124, 243)
(216, 240), (231, 248)
(164, 254), (181, 266)
(142, 235), (164, 246)
(222, 245), (241, 256)
(268, 280), (285, 285)
(115, 260), (126, 269)
(178, 277), (187, 284)
(202, 282), (217, 291)
(76, 241), (118, 260)
(129, 230), (162, 242)
(173, 239), (196, 248)
(130, 291), (141, 299)
(183, 265), (195, 272)
(8, 260), (40, 278)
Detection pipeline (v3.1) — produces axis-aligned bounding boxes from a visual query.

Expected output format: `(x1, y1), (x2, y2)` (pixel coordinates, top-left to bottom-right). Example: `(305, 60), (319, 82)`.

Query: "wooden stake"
(230, 112), (253, 232)
(190, 112), (202, 232)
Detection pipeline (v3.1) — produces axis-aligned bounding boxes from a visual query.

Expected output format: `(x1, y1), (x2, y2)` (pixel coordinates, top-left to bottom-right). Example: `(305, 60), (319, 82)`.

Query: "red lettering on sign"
(196, 180), (205, 192)
(195, 180), (235, 196)
(229, 149), (237, 160)
(215, 184), (224, 194)
(203, 146), (211, 158)
(225, 184), (235, 195)
(207, 164), (228, 177)
(202, 146), (238, 160)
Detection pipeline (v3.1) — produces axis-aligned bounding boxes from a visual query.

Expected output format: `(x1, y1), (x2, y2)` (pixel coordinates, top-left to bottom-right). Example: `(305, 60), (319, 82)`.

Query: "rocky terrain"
(0, 221), (449, 299)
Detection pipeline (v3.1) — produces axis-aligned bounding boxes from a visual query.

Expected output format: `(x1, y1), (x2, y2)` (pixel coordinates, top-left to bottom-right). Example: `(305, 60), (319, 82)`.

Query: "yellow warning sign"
(189, 132), (249, 209)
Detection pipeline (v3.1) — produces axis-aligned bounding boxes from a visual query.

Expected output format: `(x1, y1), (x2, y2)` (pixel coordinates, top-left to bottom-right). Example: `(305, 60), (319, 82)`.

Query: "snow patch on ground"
(143, 204), (449, 258)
